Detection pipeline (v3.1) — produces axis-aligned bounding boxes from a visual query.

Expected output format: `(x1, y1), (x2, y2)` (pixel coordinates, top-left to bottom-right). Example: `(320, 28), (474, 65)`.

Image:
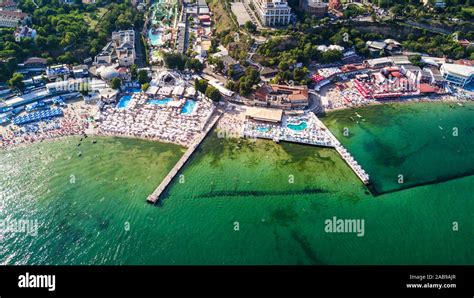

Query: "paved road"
(135, 30), (146, 68)
(203, 67), (228, 84)
(306, 90), (323, 114)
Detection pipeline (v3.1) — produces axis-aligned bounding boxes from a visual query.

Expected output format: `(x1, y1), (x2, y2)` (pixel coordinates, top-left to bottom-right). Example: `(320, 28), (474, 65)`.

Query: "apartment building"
(299, 0), (328, 18)
(95, 30), (136, 67)
(440, 63), (474, 87)
(0, 10), (29, 28)
(253, 84), (309, 110)
(0, 0), (18, 11)
(253, 0), (291, 27)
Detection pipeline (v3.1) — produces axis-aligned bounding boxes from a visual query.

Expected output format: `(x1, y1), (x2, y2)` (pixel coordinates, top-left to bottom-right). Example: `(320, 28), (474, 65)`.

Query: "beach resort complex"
(1, 0), (474, 275)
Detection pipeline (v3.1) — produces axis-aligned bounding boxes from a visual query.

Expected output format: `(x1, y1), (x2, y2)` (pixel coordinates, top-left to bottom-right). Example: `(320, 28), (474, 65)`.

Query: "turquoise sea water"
(322, 102), (474, 194)
(0, 103), (473, 265)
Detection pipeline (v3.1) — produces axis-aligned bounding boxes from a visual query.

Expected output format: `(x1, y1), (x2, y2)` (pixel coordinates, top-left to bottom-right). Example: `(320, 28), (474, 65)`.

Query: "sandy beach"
(0, 100), (98, 150)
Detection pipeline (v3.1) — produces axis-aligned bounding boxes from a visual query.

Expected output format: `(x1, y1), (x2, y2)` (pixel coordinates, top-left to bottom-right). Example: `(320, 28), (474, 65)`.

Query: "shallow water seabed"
(322, 102), (474, 194)
(0, 108), (473, 265)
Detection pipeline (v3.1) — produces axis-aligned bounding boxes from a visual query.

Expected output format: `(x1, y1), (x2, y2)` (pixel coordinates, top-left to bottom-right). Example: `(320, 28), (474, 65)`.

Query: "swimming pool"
(117, 95), (132, 109)
(148, 29), (162, 46)
(125, 88), (141, 93)
(148, 98), (172, 105)
(181, 100), (197, 115)
(287, 121), (307, 131)
(256, 126), (270, 132)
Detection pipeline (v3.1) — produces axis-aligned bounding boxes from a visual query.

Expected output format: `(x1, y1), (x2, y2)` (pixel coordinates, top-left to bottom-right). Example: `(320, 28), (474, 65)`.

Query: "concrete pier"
(335, 145), (370, 184)
(315, 118), (370, 185)
(146, 111), (222, 204)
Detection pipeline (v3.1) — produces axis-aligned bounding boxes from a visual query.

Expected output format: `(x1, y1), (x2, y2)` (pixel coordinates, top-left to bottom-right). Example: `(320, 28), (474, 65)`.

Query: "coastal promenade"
(146, 111), (222, 204)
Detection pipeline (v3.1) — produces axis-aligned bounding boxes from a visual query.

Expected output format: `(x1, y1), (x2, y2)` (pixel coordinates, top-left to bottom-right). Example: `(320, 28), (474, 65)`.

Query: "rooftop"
(0, 10), (28, 18)
(441, 63), (474, 77)
(246, 107), (283, 123)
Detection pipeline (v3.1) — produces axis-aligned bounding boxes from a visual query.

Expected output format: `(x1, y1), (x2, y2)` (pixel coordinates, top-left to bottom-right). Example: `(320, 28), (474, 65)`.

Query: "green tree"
(409, 54), (424, 67)
(194, 78), (208, 94)
(131, 64), (138, 79)
(185, 58), (204, 72)
(244, 21), (257, 33)
(205, 86), (222, 102)
(239, 80), (252, 96)
(110, 77), (121, 90)
(278, 61), (290, 71)
(138, 70), (149, 85)
(163, 53), (187, 70)
(213, 59), (225, 73)
(141, 83), (150, 92)
(8, 72), (25, 90)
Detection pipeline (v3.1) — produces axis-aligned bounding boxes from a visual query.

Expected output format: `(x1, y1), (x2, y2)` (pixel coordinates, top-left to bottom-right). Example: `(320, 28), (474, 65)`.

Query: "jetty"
(315, 118), (370, 185)
(334, 145), (370, 184)
(146, 111), (222, 204)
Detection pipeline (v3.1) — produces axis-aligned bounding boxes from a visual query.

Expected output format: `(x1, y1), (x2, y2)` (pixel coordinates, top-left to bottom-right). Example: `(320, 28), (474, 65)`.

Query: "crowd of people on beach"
(319, 80), (472, 111)
(0, 106), (90, 150)
(217, 104), (247, 137)
(98, 92), (216, 147)
(320, 82), (374, 110)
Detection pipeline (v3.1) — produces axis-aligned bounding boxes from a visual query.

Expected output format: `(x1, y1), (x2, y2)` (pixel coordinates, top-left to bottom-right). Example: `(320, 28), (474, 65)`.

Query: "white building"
(422, 0), (445, 8)
(94, 30), (136, 67)
(46, 64), (71, 80)
(440, 63), (474, 87)
(14, 25), (37, 41)
(0, 0), (18, 11)
(253, 0), (291, 27)
(112, 30), (136, 67)
(0, 10), (30, 28)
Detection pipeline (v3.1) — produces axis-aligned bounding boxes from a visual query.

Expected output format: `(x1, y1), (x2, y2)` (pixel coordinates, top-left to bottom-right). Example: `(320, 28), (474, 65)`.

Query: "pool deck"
(243, 114), (370, 185)
(146, 110), (222, 204)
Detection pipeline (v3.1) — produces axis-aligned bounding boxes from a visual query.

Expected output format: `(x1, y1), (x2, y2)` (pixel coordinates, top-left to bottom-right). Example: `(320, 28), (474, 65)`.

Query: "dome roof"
(100, 67), (120, 81)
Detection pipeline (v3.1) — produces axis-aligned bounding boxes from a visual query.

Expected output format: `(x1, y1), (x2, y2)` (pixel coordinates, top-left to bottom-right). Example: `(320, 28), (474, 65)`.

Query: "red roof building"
(419, 83), (436, 93)
(328, 0), (342, 11)
(454, 59), (474, 67)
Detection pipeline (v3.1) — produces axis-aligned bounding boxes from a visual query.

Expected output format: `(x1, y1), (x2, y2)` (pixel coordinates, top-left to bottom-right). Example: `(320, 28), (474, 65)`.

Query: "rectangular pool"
(148, 97), (172, 105)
